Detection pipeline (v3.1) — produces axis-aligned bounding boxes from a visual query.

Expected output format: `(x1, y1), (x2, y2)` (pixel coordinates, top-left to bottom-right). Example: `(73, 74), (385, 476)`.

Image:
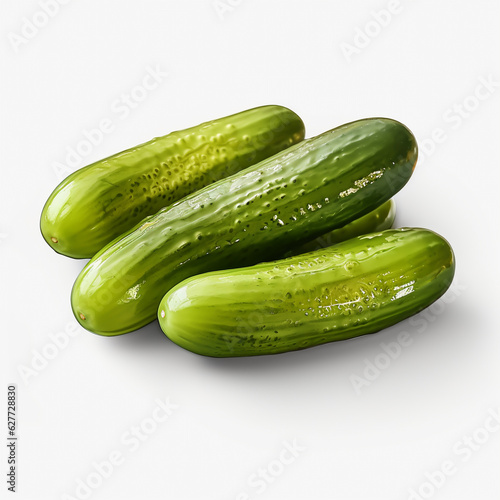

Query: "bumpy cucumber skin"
(71, 118), (417, 336)
(159, 228), (455, 357)
(40, 105), (305, 258)
(286, 199), (395, 256)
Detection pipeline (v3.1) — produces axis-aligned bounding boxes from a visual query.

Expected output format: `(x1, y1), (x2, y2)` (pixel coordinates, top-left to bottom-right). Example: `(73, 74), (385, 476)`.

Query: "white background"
(1, 1), (499, 499)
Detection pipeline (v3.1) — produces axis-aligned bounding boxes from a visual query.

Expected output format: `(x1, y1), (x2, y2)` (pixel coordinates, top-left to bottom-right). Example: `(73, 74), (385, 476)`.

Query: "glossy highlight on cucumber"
(71, 117), (418, 336)
(159, 228), (455, 357)
(41, 105), (305, 258)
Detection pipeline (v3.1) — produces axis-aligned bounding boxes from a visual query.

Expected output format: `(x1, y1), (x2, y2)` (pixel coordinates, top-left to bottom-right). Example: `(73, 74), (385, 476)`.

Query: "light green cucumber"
(159, 228), (455, 357)
(41, 105), (305, 258)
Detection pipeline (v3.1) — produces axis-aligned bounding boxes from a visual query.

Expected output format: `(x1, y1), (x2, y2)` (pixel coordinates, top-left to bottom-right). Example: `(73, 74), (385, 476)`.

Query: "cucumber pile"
(41, 106), (455, 357)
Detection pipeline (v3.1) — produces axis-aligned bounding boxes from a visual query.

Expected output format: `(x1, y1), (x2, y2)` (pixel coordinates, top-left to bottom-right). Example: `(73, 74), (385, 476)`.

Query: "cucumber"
(71, 117), (418, 336)
(40, 105), (305, 258)
(158, 228), (455, 357)
(286, 199), (395, 256)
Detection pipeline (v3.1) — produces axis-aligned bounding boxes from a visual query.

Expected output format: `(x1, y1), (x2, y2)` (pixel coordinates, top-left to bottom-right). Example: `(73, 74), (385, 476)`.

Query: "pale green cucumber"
(159, 228), (455, 357)
(41, 105), (305, 258)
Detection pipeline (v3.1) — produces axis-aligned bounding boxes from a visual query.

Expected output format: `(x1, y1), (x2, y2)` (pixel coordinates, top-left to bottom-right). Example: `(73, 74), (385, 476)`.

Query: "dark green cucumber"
(40, 105), (305, 258)
(159, 228), (455, 357)
(286, 198), (395, 256)
(71, 117), (417, 336)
